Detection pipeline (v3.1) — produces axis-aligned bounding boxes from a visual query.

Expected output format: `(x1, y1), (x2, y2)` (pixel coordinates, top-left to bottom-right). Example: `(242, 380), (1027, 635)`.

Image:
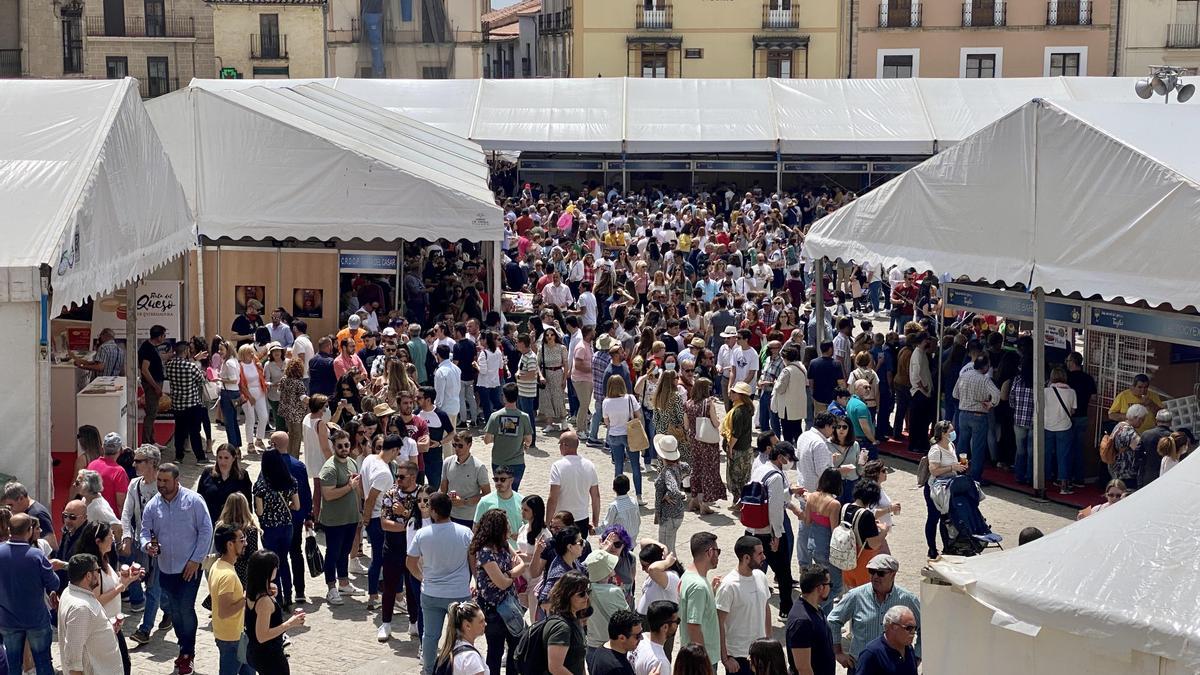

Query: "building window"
(146, 56), (169, 97)
(102, 0), (125, 36)
(62, 16), (83, 73)
(641, 50), (667, 78)
(965, 53), (996, 77)
(145, 0), (166, 37)
(881, 54), (913, 78)
(259, 14), (281, 59)
(685, 48), (703, 59)
(105, 56), (128, 79)
(423, 66), (449, 78)
(767, 50), (793, 78)
(1049, 51), (1079, 75)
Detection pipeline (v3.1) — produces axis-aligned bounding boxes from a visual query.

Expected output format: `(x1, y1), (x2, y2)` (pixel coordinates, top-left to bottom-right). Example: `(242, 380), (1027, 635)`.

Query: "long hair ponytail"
(434, 601), (483, 669)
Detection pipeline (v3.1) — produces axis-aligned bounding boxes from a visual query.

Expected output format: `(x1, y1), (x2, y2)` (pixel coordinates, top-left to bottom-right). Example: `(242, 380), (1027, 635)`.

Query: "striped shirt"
(96, 341), (125, 377)
(1011, 375), (1034, 427)
(592, 349), (613, 401)
(827, 582), (922, 660)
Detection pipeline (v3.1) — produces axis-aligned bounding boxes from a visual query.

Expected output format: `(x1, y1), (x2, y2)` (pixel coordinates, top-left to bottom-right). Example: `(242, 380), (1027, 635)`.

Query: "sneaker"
(129, 629), (151, 646)
(377, 622), (392, 642)
(326, 587), (344, 606)
(294, 593), (308, 605)
(159, 615), (173, 631)
(175, 655), (194, 675)
(367, 594), (379, 611)
(408, 621), (420, 636)
(339, 583), (364, 596)
(637, 497), (648, 507)
(349, 558), (370, 575)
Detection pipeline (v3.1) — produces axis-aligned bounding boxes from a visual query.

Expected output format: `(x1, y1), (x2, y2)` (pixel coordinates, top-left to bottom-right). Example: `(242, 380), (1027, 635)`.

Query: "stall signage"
(607, 160), (692, 171)
(1087, 305), (1200, 348)
(945, 284), (1083, 326)
(339, 251), (398, 274)
(92, 280), (183, 341)
(519, 160), (604, 171)
(782, 161), (869, 173)
(871, 161), (922, 174)
(693, 161), (778, 172)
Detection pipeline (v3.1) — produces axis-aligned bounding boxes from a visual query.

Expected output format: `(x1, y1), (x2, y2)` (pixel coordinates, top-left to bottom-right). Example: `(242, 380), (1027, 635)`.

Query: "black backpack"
(433, 643), (480, 675)
(513, 615), (561, 675)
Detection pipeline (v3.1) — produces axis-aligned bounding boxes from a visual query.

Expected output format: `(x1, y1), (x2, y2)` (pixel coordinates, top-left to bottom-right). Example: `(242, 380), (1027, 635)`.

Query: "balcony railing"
(250, 33), (288, 59)
(85, 15), (195, 38)
(636, 3), (672, 29)
(1047, 0), (1091, 25)
(539, 5), (573, 33)
(963, 1), (1006, 26)
(137, 75), (179, 98)
(763, 4), (798, 29)
(879, 2), (921, 27)
(1168, 23), (1200, 48)
(0, 49), (20, 77)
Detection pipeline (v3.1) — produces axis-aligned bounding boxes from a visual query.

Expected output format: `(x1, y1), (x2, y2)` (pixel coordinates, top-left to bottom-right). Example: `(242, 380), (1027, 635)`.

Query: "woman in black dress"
(245, 550), (305, 674)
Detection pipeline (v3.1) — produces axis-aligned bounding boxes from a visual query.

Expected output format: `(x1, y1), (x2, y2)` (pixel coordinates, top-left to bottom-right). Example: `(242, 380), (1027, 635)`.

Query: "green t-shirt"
(679, 570), (720, 666)
(485, 408), (532, 466)
(586, 584), (632, 648)
(544, 615), (586, 674)
(318, 456), (361, 527)
(474, 490), (524, 542)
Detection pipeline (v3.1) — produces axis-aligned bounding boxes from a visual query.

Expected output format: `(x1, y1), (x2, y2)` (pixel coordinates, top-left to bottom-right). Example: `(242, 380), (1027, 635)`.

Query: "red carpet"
(876, 434), (1101, 510)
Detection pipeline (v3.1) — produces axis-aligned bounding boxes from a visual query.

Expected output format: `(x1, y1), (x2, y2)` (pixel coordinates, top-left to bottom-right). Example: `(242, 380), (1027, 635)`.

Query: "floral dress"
(654, 389), (685, 444)
(538, 343), (569, 423)
(1110, 421), (1141, 482)
(685, 397), (726, 502)
(475, 545), (517, 614)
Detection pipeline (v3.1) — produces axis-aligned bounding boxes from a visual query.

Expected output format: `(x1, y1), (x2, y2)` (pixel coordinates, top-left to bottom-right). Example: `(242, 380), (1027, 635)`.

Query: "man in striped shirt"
(73, 328), (125, 377)
(827, 554), (921, 673)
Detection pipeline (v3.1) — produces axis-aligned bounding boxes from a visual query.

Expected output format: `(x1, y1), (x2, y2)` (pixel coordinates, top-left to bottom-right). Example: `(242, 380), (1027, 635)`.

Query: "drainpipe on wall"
(1110, 0), (1121, 76)
(846, 0), (855, 77)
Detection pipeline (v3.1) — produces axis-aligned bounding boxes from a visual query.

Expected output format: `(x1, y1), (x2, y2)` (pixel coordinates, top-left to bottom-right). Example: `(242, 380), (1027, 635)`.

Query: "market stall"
(0, 78), (195, 502)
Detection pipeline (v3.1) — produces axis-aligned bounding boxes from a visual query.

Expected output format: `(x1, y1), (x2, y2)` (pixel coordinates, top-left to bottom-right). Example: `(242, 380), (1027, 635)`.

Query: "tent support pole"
(775, 145), (782, 194)
(125, 282), (138, 448)
(1032, 288), (1046, 498)
(936, 308), (944, 425)
(196, 243), (207, 338)
(813, 257), (827, 344)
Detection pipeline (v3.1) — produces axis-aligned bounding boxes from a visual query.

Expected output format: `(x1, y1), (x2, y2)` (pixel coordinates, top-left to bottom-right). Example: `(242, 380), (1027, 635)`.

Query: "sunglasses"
(835, 424), (850, 430)
(62, 513), (80, 521)
(869, 569), (893, 577)
(896, 624), (918, 633)
(493, 476), (512, 482)
(335, 442), (351, 449)
(573, 586), (592, 597)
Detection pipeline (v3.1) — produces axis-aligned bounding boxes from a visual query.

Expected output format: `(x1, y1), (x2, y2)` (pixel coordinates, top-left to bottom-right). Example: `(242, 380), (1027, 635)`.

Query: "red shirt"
(515, 215), (534, 237)
(535, 273), (555, 294)
(87, 456), (130, 515)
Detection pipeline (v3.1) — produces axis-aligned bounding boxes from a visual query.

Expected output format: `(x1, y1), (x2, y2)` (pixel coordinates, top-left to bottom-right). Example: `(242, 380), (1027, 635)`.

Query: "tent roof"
(0, 78), (194, 307)
(184, 76), (1167, 155)
(930, 453), (1200, 669)
(146, 83), (502, 243)
(803, 98), (1200, 309)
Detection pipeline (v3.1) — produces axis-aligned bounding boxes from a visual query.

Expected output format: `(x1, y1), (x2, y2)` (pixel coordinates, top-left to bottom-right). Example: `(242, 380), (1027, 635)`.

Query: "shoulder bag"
(696, 398), (721, 444)
(626, 396), (650, 452)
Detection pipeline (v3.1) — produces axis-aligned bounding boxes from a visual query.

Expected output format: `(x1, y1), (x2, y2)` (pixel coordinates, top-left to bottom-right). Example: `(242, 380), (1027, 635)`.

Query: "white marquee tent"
(187, 76), (1164, 156)
(803, 97), (1200, 310)
(146, 83), (502, 243)
(0, 78), (195, 500)
(924, 452), (1200, 675)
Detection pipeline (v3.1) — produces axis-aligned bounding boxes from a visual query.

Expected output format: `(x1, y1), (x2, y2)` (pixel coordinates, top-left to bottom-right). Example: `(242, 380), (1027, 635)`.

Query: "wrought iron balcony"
(636, 3), (672, 30)
(763, 3), (799, 29)
(250, 33), (288, 59)
(963, 1), (1006, 26)
(1047, 0), (1091, 25)
(85, 15), (195, 38)
(879, 2), (921, 27)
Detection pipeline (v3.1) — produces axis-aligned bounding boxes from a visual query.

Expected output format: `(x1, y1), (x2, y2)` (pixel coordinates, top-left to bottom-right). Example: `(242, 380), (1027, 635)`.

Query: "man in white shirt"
(541, 270), (574, 309)
(575, 281), (598, 328)
(731, 329), (760, 392)
(59, 553), (123, 675)
(432, 344), (463, 428)
(716, 326), (739, 397)
(631, 600), (679, 675)
(291, 320), (314, 383)
(715, 536), (771, 674)
(907, 332), (934, 452)
(546, 431), (601, 535)
(747, 443), (800, 618)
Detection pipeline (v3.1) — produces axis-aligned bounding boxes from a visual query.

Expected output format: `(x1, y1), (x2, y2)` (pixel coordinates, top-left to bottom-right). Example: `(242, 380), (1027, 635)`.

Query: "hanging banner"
(339, 250), (398, 274)
(92, 281), (183, 341)
(945, 284), (1084, 327)
(1087, 304), (1200, 348)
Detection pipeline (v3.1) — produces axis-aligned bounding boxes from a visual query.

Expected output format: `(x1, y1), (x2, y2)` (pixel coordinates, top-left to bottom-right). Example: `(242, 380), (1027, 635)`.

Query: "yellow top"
(207, 559), (245, 642)
(678, 233), (693, 253)
(603, 231), (627, 249)
(1108, 388), (1164, 434)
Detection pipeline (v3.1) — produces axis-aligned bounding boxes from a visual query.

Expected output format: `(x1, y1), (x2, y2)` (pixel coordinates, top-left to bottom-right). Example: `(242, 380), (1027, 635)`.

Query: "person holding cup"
(74, 521), (144, 674)
(318, 427), (365, 606)
(924, 421), (966, 561)
(245, 550), (306, 674)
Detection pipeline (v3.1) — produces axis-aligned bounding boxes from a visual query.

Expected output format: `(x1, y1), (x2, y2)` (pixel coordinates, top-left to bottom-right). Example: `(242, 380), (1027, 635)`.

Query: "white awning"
(0, 78), (194, 307)
(804, 98), (1200, 309)
(772, 78), (935, 155)
(147, 83), (502, 243)
(625, 79), (776, 153)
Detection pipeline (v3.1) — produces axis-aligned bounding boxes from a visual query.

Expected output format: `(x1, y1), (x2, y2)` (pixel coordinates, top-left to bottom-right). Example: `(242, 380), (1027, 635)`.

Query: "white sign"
(93, 281), (183, 341)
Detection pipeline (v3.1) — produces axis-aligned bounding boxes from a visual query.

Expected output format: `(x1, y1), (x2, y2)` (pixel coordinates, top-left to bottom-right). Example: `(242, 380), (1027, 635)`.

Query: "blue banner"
(782, 161), (869, 173)
(945, 285), (1082, 326)
(693, 161), (778, 172)
(1087, 306), (1200, 347)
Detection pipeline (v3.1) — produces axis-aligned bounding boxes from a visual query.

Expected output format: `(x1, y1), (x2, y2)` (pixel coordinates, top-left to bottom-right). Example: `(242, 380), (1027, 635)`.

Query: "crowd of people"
(1, 181), (1188, 675)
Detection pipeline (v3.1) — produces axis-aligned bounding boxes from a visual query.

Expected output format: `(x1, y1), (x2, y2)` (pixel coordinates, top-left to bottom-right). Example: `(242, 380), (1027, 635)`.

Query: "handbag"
(626, 397), (650, 452)
(495, 592), (528, 637)
(304, 527), (324, 578)
(696, 399), (721, 444)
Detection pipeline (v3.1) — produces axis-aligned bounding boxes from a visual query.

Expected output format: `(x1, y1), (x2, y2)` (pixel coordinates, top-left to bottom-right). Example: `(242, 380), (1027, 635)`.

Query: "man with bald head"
(54, 499), (89, 585)
(272, 430), (314, 606)
(0, 513), (62, 675)
(546, 431), (600, 535)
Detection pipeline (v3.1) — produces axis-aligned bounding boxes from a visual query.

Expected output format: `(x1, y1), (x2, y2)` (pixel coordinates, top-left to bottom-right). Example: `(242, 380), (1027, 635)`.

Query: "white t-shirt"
(221, 358), (241, 391)
(731, 345), (760, 385)
(86, 497), (120, 527)
(577, 292), (598, 327)
(602, 394), (639, 436)
(360, 454), (395, 519)
(452, 639), (486, 674)
(927, 444), (958, 486)
(631, 638), (672, 675)
(549, 455), (599, 523)
(636, 570), (680, 614)
(876, 485), (894, 528)
(292, 334), (314, 377)
(397, 437), (419, 465)
(714, 568), (770, 658)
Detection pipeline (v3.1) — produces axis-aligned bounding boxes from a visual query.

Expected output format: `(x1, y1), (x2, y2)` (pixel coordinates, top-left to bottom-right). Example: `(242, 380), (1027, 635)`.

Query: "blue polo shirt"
(855, 635), (918, 675)
(283, 453), (314, 523)
(0, 541), (60, 630)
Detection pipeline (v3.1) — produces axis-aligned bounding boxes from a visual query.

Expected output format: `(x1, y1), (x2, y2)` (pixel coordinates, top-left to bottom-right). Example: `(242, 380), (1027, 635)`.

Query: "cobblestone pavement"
(92, 410), (1074, 674)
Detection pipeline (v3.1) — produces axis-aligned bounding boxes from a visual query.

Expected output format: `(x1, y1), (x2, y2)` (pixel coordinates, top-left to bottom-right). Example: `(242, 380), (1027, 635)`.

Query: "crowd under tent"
(0, 78), (195, 502)
(924, 452), (1200, 675)
(146, 82), (503, 341)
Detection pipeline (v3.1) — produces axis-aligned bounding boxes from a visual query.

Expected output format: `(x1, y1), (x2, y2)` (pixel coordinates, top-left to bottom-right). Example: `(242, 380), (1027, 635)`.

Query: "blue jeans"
(261, 524), (293, 602)
(589, 399), (605, 444)
(642, 410), (656, 468)
(421, 593), (471, 675)
(220, 390), (243, 448)
(868, 280), (882, 312)
(1, 626), (53, 675)
(518, 396), (538, 442)
(460, 381), (478, 424)
(492, 463), (526, 492)
(423, 447), (443, 488)
(758, 390), (773, 431)
(1014, 424), (1033, 483)
(366, 517), (385, 595)
(138, 557), (169, 634)
(159, 571), (202, 656)
(807, 524), (842, 616)
(323, 522), (356, 584)
(608, 433), (642, 497)
(215, 636), (254, 675)
(1071, 416), (1089, 482)
(567, 381), (579, 417)
(961, 411), (990, 481)
(1046, 429), (1074, 484)
(479, 386), (502, 423)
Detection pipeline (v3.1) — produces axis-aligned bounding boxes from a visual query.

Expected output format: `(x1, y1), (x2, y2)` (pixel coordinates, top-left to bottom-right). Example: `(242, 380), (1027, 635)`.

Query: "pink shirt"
(86, 456), (130, 515)
(571, 341), (594, 383)
(333, 353), (365, 380)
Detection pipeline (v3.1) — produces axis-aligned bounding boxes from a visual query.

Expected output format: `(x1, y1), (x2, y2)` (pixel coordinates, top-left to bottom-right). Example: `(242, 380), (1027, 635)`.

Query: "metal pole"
(196, 244), (207, 338)
(1032, 288), (1046, 497)
(125, 282), (138, 447)
(813, 257), (827, 344)
(936, 308), (945, 423)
